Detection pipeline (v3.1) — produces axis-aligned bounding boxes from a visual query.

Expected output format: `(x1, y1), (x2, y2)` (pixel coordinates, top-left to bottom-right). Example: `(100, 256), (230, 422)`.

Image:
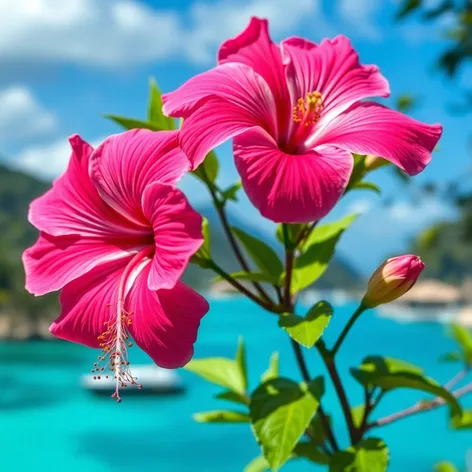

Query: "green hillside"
(0, 164), (58, 326)
(412, 194), (472, 284)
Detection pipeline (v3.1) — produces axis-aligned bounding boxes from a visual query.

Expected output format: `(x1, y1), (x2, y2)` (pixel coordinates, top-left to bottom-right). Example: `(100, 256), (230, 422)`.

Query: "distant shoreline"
(2, 295), (471, 342)
(376, 304), (472, 327)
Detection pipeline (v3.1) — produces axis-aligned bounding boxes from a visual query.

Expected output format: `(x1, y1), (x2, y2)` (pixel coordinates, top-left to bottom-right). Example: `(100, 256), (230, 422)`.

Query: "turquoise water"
(1, 298), (471, 471)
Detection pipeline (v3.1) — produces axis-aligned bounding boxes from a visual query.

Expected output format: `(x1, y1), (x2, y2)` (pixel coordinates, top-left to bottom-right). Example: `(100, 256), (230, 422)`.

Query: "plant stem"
(354, 388), (378, 442)
(291, 339), (310, 379)
(200, 166), (272, 303)
(361, 388), (373, 429)
(209, 261), (279, 313)
(318, 341), (356, 444)
(282, 224), (294, 309)
(296, 221), (319, 247)
(283, 224), (339, 452)
(331, 304), (366, 355)
(275, 285), (283, 304)
(290, 339), (339, 452)
(444, 367), (469, 390)
(369, 381), (472, 429)
(284, 255), (294, 309)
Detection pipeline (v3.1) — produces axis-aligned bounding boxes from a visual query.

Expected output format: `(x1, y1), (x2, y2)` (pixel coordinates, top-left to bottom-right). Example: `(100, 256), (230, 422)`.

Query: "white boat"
(81, 365), (185, 396)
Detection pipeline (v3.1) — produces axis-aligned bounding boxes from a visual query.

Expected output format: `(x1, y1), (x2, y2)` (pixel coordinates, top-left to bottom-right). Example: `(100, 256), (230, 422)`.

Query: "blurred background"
(0, 0), (471, 470)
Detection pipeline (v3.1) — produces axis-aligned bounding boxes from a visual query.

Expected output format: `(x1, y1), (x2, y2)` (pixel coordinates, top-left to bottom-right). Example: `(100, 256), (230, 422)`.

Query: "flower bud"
(364, 154), (389, 172)
(362, 255), (425, 308)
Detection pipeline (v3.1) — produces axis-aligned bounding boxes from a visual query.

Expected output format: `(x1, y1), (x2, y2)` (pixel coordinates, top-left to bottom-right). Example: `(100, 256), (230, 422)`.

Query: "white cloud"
(187, 0), (326, 62)
(0, 0), (181, 66)
(338, 0), (382, 40)
(0, 0), (321, 67)
(0, 0), (449, 76)
(347, 198), (374, 214)
(0, 86), (56, 141)
(14, 135), (105, 180)
(388, 198), (450, 223)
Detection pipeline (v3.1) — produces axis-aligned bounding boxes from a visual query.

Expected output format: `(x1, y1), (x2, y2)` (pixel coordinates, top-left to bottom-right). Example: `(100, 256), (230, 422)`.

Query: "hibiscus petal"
(218, 17), (291, 134)
(29, 134), (142, 238)
(234, 128), (353, 223)
(142, 182), (203, 290)
(23, 232), (140, 296)
(281, 36), (390, 126)
(178, 96), (264, 170)
(313, 102), (442, 176)
(50, 258), (130, 347)
(127, 265), (209, 368)
(90, 129), (190, 225)
(162, 63), (277, 168)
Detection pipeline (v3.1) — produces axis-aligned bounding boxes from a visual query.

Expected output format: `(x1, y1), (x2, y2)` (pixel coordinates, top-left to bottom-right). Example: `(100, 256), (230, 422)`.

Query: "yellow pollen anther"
(292, 91), (324, 126)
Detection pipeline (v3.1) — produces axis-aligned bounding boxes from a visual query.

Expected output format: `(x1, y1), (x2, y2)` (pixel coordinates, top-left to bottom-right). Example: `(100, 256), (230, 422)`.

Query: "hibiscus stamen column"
(94, 247), (153, 402)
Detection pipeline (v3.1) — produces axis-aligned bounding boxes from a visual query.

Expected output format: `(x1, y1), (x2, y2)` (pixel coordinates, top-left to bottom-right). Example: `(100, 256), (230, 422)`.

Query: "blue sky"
(1, 0), (470, 275)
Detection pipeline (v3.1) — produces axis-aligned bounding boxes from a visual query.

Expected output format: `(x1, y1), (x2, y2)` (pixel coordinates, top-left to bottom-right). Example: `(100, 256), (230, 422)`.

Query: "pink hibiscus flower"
(23, 130), (209, 401)
(162, 17), (442, 223)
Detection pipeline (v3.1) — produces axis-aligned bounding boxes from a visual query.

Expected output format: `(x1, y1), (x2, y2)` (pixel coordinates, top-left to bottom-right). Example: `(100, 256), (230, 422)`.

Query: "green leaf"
(192, 151), (219, 184)
(438, 352), (462, 363)
(294, 441), (330, 465)
(244, 456), (270, 472)
(198, 217), (210, 257)
(434, 461), (459, 472)
(351, 356), (462, 416)
(191, 217), (211, 268)
(275, 224), (304, 246)
(236, 337), (248, 392)
(346, 154), (367, 190)
(396, 94), (417, 113)
(185, 357), (246, 395)
(451, 409), (472, 430)
(250, 377), (324, 472)
(291, 214), (358, 292)
(351, 181), (381, 195)
(351, 404), (366, 429)
(147, 78), (175, 129)
(246, 441), (330, 471)
(307, 414), (332, 445)
(352, 356), (424, 380)
(330, 438), (389, 472)
(261, 352), (279, 383)
(278, 301), (333, 348)
(214, 390), (249, 405)
(221, 181), (242, 202)
(104, 114), (163, 131)
(396, 0), (422, 20)
(232, 227), (284, 277)
(304, 214), (359, 247)
(193, 410), (250, 423)
(450, 323), (472, 364)
(214, 271), (280, 285)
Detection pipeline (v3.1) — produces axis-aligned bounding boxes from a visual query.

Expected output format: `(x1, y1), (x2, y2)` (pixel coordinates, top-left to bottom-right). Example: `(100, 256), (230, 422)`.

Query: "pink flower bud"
(362, 255), (425, 308)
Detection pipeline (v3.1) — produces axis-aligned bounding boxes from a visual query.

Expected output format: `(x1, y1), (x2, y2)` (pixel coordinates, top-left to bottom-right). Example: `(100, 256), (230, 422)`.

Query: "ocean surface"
(1, 298), (471, 472)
